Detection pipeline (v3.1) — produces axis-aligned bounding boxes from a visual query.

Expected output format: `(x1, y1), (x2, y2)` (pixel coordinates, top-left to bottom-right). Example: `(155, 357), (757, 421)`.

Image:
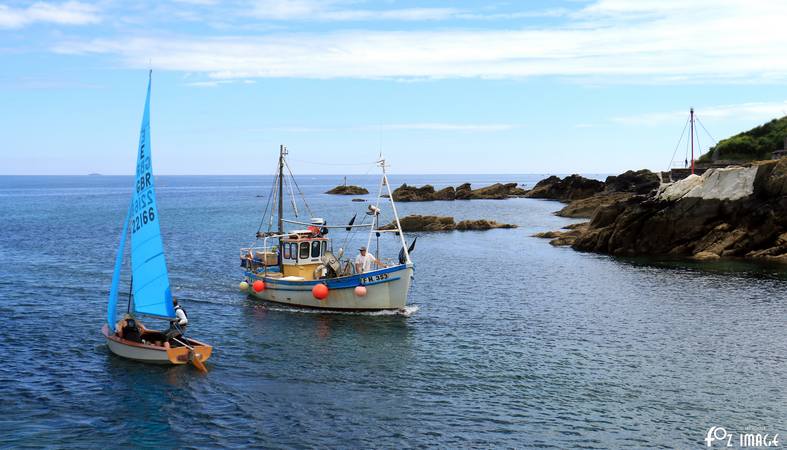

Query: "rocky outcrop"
(525, 175), (605, 202)
(533, 223), (588, 246)
(391, 184), (438, 201)
(555, 192), (633, 218)
(542, 160), (787, 263)
(391, 183), (527, 202)
(604, 169), (661, 195)
(382, 215), (517, 232)
(469, 183), (528, 199)
(326, 185), (369, 195)
(554, 170), (661, 218)
(456, 219), (518, 231)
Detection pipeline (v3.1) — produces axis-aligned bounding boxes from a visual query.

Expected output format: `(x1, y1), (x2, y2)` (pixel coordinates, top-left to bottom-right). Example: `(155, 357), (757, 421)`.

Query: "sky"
(1, 0), (787, 175)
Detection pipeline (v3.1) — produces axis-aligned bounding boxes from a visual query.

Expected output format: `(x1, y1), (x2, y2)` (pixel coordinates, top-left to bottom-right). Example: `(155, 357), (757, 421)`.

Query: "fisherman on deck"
(165, 298), (188, 340)
(355, 246), (386, 273)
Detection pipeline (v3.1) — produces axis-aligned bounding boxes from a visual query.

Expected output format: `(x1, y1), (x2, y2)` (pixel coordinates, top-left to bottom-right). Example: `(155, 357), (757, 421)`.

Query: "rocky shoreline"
(525, 169), (661, 218)
(382, 215), (518, 232)
(532, 160), (787, 264)
(391, 182), (527, 201)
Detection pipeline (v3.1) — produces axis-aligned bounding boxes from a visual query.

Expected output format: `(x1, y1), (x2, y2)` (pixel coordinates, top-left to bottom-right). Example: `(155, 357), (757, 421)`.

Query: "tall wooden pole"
(690, 108), (695, 175)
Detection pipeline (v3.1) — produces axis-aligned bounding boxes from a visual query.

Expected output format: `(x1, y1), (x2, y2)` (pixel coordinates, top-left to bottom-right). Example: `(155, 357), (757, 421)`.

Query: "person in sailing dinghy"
(165, 298), (189, 340)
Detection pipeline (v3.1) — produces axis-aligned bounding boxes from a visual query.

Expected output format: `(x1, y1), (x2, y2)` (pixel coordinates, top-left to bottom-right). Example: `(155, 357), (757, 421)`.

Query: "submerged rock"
(382, 215), (517, 232)
(326, 185), (369, 195)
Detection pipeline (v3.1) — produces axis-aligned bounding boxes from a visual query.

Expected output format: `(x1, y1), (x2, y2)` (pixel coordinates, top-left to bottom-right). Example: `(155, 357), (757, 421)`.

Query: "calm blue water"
(1, 174), (786, 449)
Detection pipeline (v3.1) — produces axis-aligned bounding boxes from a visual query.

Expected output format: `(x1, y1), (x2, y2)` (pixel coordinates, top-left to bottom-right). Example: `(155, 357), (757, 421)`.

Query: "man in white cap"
(354, 246), (386, 273)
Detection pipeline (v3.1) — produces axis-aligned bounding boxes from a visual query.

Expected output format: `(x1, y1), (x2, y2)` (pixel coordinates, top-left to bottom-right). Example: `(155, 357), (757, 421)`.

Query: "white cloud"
(612, 101), (787, 126)
(247, 0), (460, 21)
(51, 0), (787, 82)
(0, 1), (99, 28)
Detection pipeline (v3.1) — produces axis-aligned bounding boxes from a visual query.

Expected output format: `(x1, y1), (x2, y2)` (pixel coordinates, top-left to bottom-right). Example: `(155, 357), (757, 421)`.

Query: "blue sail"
(129, 74), (176, 319)
(107, 201), (132, 330)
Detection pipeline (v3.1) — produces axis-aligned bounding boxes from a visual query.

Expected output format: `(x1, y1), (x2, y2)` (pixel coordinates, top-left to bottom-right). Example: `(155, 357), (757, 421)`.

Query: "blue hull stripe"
(263, 277), (401, 292)
(245, 264), (412, 290)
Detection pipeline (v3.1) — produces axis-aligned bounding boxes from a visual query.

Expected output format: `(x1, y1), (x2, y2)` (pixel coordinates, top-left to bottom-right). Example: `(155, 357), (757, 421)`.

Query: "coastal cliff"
(540, 160), (787, 263)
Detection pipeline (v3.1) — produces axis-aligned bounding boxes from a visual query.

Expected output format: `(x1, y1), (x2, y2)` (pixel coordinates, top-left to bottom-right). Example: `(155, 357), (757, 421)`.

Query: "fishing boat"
(102, 72), (212, 371)
(239, 146), (415, 311)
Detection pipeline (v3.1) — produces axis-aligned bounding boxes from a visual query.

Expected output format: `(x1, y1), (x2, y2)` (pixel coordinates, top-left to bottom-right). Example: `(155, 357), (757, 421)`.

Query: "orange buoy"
(253, 280), (265, 293)
(312, 283), (329, 300)
(354, 286), (367, 297)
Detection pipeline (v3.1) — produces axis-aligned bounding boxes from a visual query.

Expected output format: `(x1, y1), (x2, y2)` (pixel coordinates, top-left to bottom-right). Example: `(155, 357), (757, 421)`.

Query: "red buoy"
(354, 286), (367, 297)
(253, 280), (265, 293)
(312, 283), (329, 300)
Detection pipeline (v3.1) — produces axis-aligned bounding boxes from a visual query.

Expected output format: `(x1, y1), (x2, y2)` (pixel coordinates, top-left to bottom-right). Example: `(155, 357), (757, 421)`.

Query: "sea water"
(0, 174), (785, 448)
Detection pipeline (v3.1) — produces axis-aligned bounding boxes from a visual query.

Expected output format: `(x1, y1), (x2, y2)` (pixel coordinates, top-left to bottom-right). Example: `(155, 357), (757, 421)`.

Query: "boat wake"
(253, 303), (420, 317)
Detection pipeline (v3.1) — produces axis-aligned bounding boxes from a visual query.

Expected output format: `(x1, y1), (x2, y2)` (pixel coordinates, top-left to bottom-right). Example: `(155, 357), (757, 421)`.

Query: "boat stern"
(166, 341), (213, 365)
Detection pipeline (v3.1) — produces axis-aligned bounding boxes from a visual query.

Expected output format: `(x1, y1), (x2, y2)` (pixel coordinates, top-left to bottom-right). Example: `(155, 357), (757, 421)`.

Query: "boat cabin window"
(322, 241), (328, 255)
(299, 242), (310, 259)
(290, 243), (298, 260)
(282, 244), (291, 260)
(311, 241), (321, 258)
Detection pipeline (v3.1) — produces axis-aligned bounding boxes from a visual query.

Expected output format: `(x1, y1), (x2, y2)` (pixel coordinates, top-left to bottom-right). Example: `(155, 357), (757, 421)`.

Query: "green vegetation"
(699, 115), (787, 162)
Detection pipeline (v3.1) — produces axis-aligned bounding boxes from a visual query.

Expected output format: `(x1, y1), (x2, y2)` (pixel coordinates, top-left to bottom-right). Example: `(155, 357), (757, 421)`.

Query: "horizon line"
(0, 172), (616, 177)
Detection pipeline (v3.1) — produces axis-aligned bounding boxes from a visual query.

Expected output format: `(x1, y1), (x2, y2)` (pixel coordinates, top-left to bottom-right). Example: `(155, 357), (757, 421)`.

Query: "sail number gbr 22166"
(132, 172), (156, 234)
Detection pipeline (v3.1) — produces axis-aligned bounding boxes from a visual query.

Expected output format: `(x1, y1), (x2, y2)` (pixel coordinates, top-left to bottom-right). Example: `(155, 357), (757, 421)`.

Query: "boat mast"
(380, 158), (411, 264)
(278, 145), (286, 235)
(690, 107), (695, 175)
(126, 276), (133, 314)
(277, 145), (286, 272)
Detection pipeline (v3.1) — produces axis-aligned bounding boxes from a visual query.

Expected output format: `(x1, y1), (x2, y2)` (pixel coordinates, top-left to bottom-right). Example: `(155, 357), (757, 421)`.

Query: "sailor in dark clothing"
(120, 315), (143, 342)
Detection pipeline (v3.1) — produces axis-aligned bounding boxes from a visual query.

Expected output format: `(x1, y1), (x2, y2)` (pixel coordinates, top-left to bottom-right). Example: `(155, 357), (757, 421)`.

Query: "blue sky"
(1, 0), (787, 175)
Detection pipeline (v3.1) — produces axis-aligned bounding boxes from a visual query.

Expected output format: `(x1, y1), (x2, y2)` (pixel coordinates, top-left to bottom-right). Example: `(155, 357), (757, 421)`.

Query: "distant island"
(88, 173), (102, 176)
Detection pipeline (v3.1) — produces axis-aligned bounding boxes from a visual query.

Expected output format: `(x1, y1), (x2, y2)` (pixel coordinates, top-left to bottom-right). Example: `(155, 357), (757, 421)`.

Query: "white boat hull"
(245, 264), (414, 311)
(101, 325), (212, 365)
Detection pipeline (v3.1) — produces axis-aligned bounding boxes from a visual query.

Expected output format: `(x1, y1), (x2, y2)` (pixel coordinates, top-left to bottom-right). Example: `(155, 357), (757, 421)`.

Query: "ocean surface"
(1, 174), (786, 449)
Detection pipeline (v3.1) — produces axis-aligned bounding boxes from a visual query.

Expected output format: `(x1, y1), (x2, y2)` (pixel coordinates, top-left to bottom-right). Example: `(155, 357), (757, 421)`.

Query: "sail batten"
(128, 74), (176, 320)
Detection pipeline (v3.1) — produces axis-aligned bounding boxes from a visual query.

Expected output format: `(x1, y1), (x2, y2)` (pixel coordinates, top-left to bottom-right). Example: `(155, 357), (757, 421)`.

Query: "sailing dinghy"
(102, 73), (212, 371)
